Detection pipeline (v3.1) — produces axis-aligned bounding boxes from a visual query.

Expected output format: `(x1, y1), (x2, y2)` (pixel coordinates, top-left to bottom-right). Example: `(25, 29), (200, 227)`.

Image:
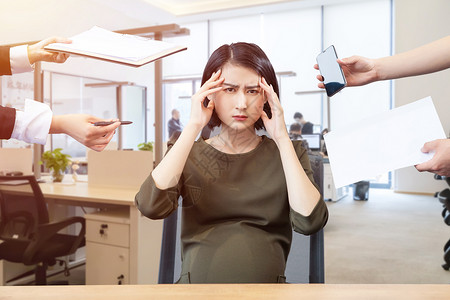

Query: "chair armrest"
(23, 216), (85, 265)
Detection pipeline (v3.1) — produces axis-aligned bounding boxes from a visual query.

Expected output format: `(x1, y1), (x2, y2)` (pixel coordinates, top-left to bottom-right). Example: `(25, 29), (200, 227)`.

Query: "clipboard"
(44, 26), (187, 67)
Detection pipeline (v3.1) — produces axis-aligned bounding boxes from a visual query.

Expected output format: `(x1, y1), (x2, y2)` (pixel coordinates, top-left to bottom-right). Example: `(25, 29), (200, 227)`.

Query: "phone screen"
(316, 45), (346, 97)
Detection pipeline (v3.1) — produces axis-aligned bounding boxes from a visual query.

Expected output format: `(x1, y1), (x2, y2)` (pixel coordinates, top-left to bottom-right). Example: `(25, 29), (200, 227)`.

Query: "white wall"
(0, 0), (154, 44)
(393, 0), (450, 194)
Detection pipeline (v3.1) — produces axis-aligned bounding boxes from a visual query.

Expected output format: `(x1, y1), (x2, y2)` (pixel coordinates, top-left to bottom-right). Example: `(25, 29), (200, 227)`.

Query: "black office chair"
(435, 175), (450, 270)
(308, 154), (324, 198)
(0, 175), (85, 285)
(304, 153), (325, 283)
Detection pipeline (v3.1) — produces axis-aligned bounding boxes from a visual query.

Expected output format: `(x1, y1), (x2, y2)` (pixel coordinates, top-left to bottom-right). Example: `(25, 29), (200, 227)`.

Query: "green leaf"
(137, 141), (154, 151)
(41, 148), (72, 174)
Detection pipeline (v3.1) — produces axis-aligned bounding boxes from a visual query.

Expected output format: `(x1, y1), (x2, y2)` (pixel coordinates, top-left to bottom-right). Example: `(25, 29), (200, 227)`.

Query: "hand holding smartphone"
(316, 45), (346, 97)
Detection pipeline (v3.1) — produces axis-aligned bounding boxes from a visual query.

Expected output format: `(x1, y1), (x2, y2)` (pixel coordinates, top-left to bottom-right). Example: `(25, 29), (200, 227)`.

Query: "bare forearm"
(49, 115), (65, 134)
(152, 122), (202, 189)
(376, 35), (450, 81)
(276, 137), (321, 216)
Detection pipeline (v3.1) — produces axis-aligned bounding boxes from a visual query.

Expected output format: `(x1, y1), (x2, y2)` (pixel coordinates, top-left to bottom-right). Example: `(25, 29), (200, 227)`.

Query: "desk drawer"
(86, 219), (129, 248)
(86, 242), (129, 285)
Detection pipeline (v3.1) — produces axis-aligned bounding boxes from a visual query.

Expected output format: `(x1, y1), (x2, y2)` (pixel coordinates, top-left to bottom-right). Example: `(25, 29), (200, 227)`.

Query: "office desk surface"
(0, 284), (449, 300)
(37, 176), (138, 207)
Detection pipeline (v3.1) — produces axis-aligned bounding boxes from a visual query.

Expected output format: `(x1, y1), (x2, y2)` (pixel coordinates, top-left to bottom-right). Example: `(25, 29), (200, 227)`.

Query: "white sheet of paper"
(62, 26), (178, 61)
(45, 26), (185, 63)
(324, 96), (446, 188)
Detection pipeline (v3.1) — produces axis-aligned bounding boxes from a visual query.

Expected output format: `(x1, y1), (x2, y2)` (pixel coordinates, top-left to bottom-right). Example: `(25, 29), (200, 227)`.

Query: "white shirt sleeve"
(10, 45), (34, 74)
(11, 99), (53, 145)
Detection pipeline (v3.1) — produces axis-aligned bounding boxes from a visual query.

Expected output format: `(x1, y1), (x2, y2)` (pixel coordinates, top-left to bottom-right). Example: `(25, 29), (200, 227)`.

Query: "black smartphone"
(316, 45), (346, 97)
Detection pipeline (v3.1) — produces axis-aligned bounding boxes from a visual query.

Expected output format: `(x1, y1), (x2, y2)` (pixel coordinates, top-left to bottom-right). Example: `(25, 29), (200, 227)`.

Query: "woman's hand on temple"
(188, 70), (224, 129)
(259, 77), (289, 143)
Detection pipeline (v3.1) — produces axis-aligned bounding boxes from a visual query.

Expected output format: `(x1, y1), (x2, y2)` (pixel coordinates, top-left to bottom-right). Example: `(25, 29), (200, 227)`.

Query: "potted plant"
(40, 148), (71, 182)
(137, 141), (154, 152)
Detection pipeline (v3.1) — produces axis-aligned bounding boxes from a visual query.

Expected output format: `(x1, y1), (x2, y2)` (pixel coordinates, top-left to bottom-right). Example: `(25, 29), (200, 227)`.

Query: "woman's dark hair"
(201, 42), (279, 130)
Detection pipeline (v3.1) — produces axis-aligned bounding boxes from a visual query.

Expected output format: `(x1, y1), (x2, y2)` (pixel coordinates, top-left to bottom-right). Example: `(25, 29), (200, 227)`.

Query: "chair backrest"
(0, 176), (49, 241)
(285, 153), (325, 283)
(308, 153), (324, 194)
(307, 154), (325, 283)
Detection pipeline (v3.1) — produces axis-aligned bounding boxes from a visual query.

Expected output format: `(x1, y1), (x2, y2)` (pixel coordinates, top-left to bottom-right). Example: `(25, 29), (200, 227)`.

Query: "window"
(44, 72), (118, 157)
(162, 79), (200, 141)
(323, 0), (392, 187)
(160, 0), (392, 187)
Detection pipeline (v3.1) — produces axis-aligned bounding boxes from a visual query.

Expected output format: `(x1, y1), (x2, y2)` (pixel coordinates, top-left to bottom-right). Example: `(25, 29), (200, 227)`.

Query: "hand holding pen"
(91, 120), (133, 146)
(50, 115), (127, 152)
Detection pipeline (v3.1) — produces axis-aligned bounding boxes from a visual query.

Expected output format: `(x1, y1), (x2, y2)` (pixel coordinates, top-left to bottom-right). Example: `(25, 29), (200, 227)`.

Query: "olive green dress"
(135, 135), (328, 283)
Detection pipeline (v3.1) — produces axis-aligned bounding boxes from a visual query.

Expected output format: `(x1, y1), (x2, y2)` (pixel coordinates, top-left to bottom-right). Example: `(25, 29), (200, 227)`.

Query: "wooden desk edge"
(0, 284), (449, 300)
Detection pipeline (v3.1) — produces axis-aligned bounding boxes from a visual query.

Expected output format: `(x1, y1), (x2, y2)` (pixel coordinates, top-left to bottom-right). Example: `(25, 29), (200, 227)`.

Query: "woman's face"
(213, 63), (266, 131)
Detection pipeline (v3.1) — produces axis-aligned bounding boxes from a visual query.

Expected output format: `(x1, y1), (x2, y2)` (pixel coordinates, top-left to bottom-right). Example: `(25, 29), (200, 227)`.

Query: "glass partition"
(163, 79), (200, 141)
(44, 72), (118, 158)
(43, 72), (147, 157)
(120, 85), (147, 150)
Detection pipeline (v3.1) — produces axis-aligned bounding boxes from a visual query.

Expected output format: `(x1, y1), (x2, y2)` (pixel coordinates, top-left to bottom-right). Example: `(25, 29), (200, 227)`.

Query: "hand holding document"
(324, 96), (446, 188)
(44, 26), (187, 67)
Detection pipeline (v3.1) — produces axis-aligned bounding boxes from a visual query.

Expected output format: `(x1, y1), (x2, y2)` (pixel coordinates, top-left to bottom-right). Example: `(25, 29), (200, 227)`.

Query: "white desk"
(1, 176), (163, 285)
(323, 159), (348, 201)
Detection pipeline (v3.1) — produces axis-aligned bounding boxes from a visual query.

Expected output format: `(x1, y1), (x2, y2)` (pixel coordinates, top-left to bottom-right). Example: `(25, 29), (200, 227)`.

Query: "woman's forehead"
(220, 63), (260, 84)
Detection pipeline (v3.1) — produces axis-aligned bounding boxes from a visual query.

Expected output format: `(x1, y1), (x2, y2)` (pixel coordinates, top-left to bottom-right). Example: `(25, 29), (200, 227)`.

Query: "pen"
(93, 121), (133, 126)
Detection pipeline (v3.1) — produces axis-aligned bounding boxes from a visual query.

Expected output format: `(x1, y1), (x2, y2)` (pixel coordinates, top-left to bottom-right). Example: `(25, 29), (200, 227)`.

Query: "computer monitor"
(302, 134), (321, 151)
(313, 124), (321, 134)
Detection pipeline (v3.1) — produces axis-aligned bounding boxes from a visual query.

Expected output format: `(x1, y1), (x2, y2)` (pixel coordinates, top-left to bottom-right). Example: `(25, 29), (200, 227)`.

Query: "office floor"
(324, 188), (450, 284)
(47, 187), (450, 285)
